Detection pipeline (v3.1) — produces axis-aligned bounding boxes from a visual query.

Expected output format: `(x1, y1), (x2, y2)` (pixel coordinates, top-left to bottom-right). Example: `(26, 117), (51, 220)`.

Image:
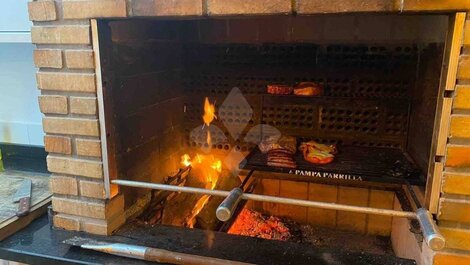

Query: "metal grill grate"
(183, 43), (419, 152)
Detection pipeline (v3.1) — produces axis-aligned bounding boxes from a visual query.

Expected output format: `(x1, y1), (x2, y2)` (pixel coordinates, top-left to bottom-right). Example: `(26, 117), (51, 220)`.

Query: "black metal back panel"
(182, 43), (420, 152)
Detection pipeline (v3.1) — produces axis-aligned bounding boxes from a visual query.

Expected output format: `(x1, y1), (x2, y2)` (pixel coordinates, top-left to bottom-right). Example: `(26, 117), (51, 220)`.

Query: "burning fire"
(181, 96), (221, 186)
(180, 153), (221, 188)
(202, 97), (216, 126)
(202, 97), (216, 148)
(181, 97), (222, 228)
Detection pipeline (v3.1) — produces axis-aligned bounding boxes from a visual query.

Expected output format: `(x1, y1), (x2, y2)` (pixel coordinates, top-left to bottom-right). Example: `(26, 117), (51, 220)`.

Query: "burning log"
(161, 169), (209, 227)
(138, 166), (191, 225)
(196, 169), (242, 230)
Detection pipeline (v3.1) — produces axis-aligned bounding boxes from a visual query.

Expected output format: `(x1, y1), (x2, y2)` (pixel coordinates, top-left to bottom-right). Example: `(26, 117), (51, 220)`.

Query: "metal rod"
(112, 179), (416, 218)
(216, 170), (256, 221)
(112, 179), (446, 250)
(416, 208), (446, 250)
(240, 170), (255, 190)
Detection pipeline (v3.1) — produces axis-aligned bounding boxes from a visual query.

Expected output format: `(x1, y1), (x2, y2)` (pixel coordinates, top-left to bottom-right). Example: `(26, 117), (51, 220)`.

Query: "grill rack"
(240, 144), (425, 186)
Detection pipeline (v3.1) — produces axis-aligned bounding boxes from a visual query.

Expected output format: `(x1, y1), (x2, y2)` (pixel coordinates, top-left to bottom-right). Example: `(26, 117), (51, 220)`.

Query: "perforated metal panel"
(183, 43), (419, 151)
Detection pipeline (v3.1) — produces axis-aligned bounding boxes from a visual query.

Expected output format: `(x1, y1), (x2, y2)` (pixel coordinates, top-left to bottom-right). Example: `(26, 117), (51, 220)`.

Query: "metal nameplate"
(288, 169), (364, 181)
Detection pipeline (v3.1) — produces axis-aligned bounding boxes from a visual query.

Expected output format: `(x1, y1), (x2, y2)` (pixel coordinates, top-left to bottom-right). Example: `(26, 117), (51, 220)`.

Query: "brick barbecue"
(28, 1), (470, 265)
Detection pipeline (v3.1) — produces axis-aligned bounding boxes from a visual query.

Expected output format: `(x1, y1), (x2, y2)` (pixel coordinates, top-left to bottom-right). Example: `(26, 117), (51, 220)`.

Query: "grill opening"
(96, 14), (448, 258)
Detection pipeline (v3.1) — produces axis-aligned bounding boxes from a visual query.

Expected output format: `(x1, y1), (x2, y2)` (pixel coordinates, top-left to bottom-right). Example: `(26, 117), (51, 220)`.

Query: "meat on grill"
(267, 148), (296, 168)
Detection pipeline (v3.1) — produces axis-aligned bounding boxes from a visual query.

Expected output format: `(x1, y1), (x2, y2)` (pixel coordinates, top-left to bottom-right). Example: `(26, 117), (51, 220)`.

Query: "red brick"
(79, 180), (106, 199)
(53, 214), (80, 231)
(33, 49), (62, 68)
(50, 175), (78, 196)
(296, 0), (395, 14)
(47, 156), (103, 179)
(438, 198), (470, 223)
(28, 0), (57, 21)
(69, 97), (97, 115)
(131, 0), (203, 16)
(44, 135), (72, 155)
(36, 72), (96, 93)
(31, 26), (90, 45)
(64, 50), (95, 69)
(207, 0), (291, 15)
(76, 139), (102, 157)
(43, 117), (99, 137)
(63, 0), (127, 19)
(38, 95), (68, 114)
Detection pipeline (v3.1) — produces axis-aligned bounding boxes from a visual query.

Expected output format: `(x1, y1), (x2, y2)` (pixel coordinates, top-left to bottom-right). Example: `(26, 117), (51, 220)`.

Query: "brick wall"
(28, 2), (470, 255)
(249, 178), (396, 236)
(433, 13), (470, 265)
(29, 0), (127, 235)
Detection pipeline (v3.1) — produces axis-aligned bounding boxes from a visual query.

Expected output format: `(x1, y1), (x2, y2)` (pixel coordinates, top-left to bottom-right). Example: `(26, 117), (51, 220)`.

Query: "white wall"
(0, 0), (43, 146)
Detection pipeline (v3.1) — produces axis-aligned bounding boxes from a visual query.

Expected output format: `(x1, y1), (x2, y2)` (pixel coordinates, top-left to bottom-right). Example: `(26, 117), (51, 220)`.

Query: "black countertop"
(0, 215), (416, 265)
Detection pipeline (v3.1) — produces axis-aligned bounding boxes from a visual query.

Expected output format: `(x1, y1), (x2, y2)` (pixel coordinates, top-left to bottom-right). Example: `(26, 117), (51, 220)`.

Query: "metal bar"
(240, 170), (255, 190)
(112, 179), (416, 218)
(112, 179), (447, 250)
(216, 170), (255, 221)
(416, 208), (445, 250)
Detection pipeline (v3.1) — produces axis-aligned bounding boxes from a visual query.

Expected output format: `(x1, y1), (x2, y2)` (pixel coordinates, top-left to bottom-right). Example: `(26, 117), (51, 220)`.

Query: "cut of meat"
(267, 158), (295, 164)
(267, 161), (296, 168)
(268, 149), (295, 156)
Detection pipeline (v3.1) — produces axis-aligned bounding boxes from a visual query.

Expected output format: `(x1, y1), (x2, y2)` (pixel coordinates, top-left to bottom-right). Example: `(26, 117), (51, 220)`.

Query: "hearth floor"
(0, 215), (416, 265)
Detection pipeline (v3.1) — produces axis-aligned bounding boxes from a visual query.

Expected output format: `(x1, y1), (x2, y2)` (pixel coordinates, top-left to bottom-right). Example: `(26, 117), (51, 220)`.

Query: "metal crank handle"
(216, 188), (243, 221)
(416, 208), (445, 250)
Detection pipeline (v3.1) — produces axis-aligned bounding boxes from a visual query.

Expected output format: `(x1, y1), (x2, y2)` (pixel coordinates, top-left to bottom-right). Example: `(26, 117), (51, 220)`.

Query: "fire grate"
(241, 145), (424, 186)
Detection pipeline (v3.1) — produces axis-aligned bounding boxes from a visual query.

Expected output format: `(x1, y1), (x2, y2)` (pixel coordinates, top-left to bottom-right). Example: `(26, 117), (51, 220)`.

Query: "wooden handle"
(144, 248), (253, 265)
(16, 197), (30, 217)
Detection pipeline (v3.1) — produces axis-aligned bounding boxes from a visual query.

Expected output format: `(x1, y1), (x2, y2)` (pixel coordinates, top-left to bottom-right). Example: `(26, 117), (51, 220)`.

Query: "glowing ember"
(228, 209), (291, 241)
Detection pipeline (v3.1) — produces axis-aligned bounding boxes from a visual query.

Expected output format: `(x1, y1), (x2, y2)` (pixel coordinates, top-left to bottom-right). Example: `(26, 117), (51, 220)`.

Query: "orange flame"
(180, 153), (221, 188)
(180, 153), (222, 228)
(181, 154), (191, 167)
(181, 97), (222, 229)
(202, 97), (216, 127)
